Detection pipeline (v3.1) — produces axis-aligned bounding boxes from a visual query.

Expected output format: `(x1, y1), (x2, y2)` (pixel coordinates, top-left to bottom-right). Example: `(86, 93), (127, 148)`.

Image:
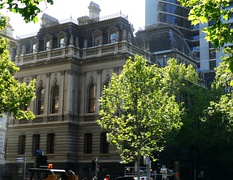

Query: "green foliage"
(178, 0), (233, 71)
(202, 61), (233, 130)
(172, 61), (233, 165)
(0, 37), (36, 120)
(0, 0), (48, 119)
(0, 0), (54, 23)
(178, 2), (233, 166)
(0, 14), (7, 31)
(98, 55), (198, 166)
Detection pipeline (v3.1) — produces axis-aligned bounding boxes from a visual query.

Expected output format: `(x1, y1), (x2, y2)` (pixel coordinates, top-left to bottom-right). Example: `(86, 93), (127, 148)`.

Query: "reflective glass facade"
(145, 0), (199, 58)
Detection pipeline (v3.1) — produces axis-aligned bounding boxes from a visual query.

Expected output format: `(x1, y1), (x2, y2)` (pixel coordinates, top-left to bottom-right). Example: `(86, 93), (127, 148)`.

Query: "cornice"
(18, 53), (132, 70)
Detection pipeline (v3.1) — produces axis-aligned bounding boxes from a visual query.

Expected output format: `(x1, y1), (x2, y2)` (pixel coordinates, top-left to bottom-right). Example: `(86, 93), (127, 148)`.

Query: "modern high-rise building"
(145, 0), (199, 57)
(199, 2), (233, 73)
(145, 0), (223, 86)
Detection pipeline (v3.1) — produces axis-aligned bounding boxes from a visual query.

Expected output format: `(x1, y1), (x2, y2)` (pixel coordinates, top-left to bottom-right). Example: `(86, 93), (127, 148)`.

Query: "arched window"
(37, 87), (45, 115)
(88, 84), (96, 113)
(32, 134), (40, 154)
(51, 85), (59, 114)
(84, 133), (92, 154)
(18, 135), (26, 154)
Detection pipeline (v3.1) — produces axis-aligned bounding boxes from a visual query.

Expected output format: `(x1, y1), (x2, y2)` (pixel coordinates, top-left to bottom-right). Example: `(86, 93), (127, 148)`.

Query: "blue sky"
(5, 0), (145, 37)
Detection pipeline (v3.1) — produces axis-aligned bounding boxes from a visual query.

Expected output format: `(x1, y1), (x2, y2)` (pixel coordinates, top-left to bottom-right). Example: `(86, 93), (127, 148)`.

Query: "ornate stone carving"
(69, 34), (74, 46)
(21, 45), (26, 55)
(116, 31), (119, 42)
(84, 39), (88, 48)
(53, 77), (57, 85)
(39, 79), (43, 87)
(122, 30), (127, 41)
(16, 45), (21, 56)
(128, 32), (131, 43)
(89, 76), (93, 84)
(75, 37), (79, 48)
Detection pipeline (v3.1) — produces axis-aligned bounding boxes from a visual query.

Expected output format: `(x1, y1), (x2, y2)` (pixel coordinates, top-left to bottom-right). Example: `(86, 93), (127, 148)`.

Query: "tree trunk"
(136, 155), (141, 180)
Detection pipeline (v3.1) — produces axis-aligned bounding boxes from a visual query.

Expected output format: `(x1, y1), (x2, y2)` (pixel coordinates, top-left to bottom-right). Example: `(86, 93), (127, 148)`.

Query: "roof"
(135, 23), (198, 61)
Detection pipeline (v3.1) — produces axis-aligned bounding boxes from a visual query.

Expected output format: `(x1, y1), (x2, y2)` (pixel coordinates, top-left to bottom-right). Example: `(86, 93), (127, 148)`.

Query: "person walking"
(104, 174), (110, 180)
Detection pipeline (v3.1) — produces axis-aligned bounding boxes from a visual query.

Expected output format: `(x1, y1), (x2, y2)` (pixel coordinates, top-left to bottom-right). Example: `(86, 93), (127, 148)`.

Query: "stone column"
(80, 72), (86, 115)
(60, 70), (66, 120)
(96, 69), (102, 112)
(45, 73), (51, 116)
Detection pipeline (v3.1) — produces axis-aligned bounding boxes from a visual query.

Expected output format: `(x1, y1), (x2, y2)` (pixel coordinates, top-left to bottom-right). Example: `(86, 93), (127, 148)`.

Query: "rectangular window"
(209, 59), (216, 70)
(100, 132), (109, 154)
(59, 38), (64, 48)
(209, 49), (216, 60)
(109, 33), (116, 43)
(46, 133), (55, 154)
(45, 41), (50, 51)
(32, 134), (40, 154)
(84, 133), (92, 154)
(32, 43), (37, 53)
(18, 135), (26, 154)
(94, 36), (101, 46)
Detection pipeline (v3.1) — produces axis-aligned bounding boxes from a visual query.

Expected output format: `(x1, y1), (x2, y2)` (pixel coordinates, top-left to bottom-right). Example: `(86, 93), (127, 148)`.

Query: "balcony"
(15, 41), (149, 66)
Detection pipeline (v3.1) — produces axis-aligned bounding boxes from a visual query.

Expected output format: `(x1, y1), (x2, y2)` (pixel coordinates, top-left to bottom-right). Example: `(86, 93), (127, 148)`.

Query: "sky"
(5, 0), (145, 38)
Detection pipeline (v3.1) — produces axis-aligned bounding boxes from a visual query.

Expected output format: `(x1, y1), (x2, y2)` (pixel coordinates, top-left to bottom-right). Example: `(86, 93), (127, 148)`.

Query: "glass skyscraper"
(145, 0), (200, 59)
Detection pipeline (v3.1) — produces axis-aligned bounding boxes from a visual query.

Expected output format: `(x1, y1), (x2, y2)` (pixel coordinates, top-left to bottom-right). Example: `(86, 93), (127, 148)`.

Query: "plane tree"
(0, 37), (35, 120)
(177, 0), (233, 170)
(98, 55), (198, 178)
(0, 0), (54, 119)
(201, 61), (233, 164)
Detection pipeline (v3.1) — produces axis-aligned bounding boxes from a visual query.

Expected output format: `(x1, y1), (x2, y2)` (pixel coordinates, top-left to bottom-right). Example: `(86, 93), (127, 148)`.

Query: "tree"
(202, 61), (233, 137)
(178, 0), (233, 72)
(0, 0), (54, 119)
(98, 55), (198, 178)
(0, 0), (54, 23)
(176, 1), (233, 175)
(0, 37), (35, 120)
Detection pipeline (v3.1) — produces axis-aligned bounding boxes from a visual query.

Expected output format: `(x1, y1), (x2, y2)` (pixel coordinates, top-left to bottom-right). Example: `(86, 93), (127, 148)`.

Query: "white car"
(133, 176), (147, 180)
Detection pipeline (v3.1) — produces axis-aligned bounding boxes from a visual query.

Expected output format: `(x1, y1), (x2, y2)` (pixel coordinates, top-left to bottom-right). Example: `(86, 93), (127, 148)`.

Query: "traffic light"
(36, 155), (48, 167)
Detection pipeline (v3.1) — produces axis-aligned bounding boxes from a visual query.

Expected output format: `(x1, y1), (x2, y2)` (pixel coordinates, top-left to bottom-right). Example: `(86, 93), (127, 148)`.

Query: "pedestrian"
(104, 174), (110, 180)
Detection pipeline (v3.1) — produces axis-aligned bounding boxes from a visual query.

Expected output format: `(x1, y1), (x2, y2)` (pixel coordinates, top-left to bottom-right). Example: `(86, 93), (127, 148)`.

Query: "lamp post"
(160, 165), (167, 180)
(23, 157), (26, 180)
(95, 157), (98, 178)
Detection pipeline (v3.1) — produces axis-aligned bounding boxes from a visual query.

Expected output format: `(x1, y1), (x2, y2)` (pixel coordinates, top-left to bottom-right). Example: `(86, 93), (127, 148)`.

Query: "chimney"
(88, 1), (101, 19)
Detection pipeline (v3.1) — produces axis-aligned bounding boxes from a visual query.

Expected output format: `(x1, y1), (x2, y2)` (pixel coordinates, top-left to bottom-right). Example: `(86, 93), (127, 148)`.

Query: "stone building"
(3, 2), (201, 180)
(4, 3), (150, 180)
